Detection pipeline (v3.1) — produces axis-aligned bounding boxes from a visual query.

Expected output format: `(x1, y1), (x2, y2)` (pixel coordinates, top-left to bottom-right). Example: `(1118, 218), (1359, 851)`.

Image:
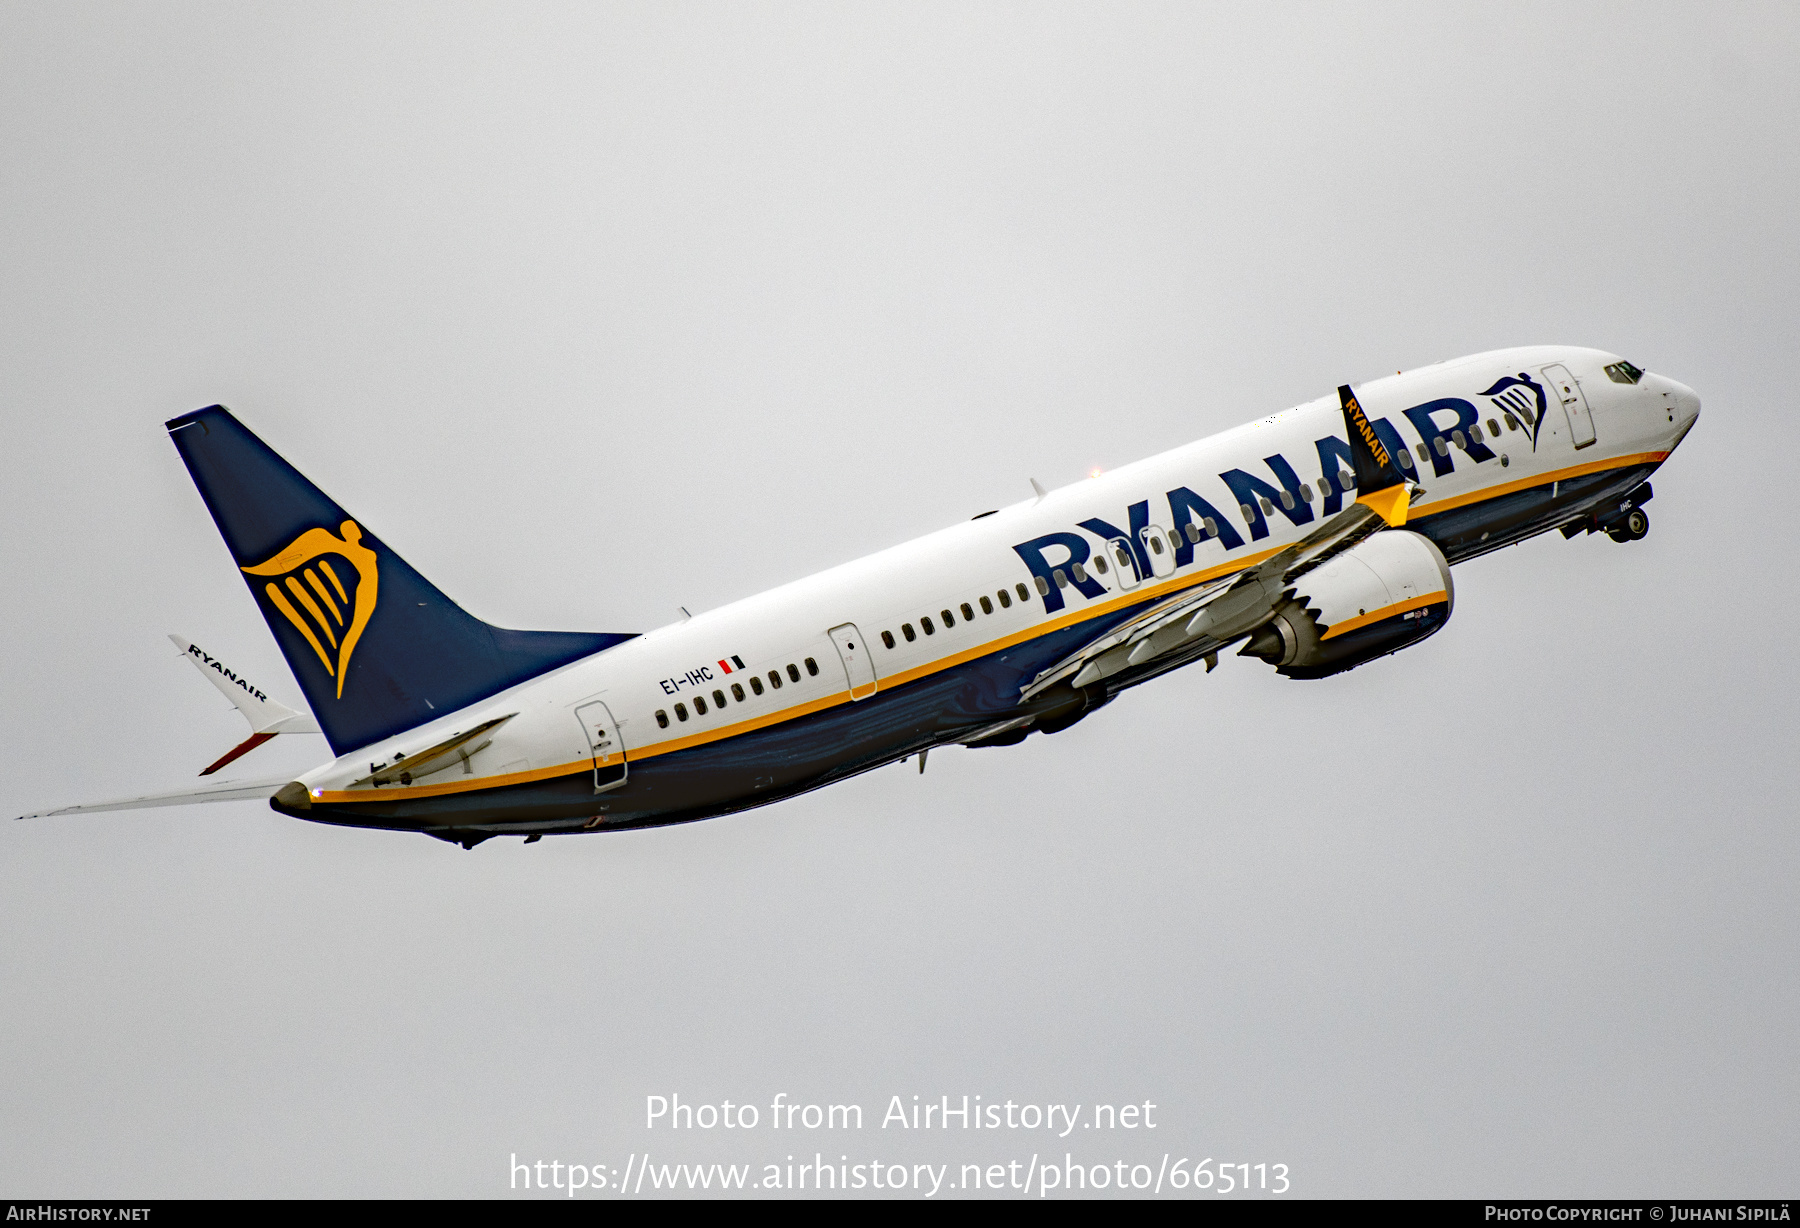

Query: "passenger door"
(1542, 363), (1596, 450)
(573, 699), (628, 794)
(828, 623), (878, 701)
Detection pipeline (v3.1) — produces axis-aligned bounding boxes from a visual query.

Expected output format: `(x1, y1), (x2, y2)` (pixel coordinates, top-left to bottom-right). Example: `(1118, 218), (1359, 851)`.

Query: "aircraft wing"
(16, 776), (293, 820)
(1022, 386), (1420, 700)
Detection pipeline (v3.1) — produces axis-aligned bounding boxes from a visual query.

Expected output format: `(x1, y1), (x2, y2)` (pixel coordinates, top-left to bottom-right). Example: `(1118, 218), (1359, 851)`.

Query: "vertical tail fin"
(166, 406), (634, 755)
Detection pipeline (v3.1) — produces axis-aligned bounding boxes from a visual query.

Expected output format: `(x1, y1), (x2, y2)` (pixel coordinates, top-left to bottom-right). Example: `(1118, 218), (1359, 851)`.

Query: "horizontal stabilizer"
(171, 634), (317, 774)
(172, 635), (317, 735)
(17, 776), (293, 820)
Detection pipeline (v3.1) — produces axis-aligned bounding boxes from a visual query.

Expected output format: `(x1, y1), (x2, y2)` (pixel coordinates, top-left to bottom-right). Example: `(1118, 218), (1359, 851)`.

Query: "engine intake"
(1240, 530), (1453, 679)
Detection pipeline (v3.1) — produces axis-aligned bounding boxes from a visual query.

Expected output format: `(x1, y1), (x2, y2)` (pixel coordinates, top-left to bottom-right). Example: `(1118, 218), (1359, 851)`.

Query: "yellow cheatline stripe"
(311, 452), (1663, 806)
(305, 568), (344, 625)
(310, 551), (1281, 804)
(1318, 591), (1446, 641)
(1409, 451), (1667, 519)
(314, 756), (607, 803)
(266, 582), (335, 676)
(319, 558), (349, 603)
(285, 576), (338, 648)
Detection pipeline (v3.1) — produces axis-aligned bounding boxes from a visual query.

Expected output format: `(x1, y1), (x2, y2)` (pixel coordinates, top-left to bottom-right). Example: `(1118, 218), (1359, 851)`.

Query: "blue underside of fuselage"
(284, 460), (1658, 839)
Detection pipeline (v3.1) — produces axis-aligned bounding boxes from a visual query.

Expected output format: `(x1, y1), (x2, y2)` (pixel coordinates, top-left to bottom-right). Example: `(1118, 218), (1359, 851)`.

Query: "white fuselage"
(289, 345), (1699, 836)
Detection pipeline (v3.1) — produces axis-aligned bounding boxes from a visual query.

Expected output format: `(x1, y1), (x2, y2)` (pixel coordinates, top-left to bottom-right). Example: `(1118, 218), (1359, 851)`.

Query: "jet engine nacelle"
(1241, 529), (1453, 679)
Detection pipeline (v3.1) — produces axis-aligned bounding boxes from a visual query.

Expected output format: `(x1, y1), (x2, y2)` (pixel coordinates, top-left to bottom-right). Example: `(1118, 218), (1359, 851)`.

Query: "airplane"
(18, 345), (1699, 848)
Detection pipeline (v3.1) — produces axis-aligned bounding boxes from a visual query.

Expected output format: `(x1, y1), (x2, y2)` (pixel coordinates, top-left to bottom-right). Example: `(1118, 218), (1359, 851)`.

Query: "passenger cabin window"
(786, 663), (801, 682)
(1504, 412), (1520, 430)
(1203, 517), (1218, 536)
(1604, 360), (1644, 384)
(980, 595), (993, 614)
(1397, 449), (1414, 470)
(1017, 583), (1032, 602)
(1278, 490), (1294, 510)
(902, 623), (916, 642)
(942, 608), (955, 626)
(881, 630), (896, 649)
(769, 670), (783, 689)
(922, 616), (935, 634)
(1069, 564), (1087, 583)
(961, 602), (975, 620)
(997, 589), (1012, 608)
(731, 683), (745, 702)
(1486, 418), (1500, 436)
(675, 702), (689, 721)
(1147, 535), (1165, 556)
(804, 657), (818, 676)
(1052, 569), (1068, 588)
(713, 688), (727, 707)
(656, 709), (670, 728)
(1093, 554), (1109, 575)
(1417, 443), (1430, 461)
(694, 696), (707, 715)
(749, 675), (764, 695)
(1258, 497), (1274, 515)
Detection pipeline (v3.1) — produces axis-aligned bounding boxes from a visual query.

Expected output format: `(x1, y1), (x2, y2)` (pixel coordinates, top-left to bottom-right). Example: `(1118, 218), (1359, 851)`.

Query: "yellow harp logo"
(242, 520), (379, 699)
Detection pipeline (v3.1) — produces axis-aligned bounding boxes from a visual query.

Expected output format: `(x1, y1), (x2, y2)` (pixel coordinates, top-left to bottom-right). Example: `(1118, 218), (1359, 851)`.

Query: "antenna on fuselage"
(1029, 478), (1047, 502)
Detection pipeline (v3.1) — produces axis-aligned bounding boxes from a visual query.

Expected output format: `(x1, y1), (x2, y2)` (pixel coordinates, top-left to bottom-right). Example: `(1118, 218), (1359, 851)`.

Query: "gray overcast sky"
(2, 1), (1796, 1199)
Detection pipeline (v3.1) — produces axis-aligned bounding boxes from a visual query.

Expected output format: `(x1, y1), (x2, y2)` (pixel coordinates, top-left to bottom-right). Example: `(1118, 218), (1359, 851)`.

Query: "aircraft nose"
(1664, 377), (1701, 431)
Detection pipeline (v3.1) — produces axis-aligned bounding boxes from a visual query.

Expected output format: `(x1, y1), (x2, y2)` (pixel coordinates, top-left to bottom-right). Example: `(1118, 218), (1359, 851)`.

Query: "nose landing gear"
(1606, 507), (1649, 543)
(1562, 482), (1654, 543)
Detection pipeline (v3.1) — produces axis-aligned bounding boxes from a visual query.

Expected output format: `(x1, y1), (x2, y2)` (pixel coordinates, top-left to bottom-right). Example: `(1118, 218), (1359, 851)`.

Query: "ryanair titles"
(1011, 398), (1498, 614)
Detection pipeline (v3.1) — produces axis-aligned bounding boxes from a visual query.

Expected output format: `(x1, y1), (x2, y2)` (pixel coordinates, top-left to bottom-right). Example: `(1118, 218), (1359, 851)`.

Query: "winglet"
(1339, 385), (1410, 526)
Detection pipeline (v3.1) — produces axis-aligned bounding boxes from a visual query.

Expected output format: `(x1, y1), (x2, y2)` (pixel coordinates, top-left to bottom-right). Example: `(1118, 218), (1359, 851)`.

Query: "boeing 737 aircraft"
(20, 346), (1699, 847)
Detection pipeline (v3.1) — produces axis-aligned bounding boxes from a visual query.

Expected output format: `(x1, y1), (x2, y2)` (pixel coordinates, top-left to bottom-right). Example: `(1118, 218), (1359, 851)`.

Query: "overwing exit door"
(1542, 363), (1596, 450)
(573, 699), (628, 794)
(1138, 525), (1176, 578)
(1107, 538), (1140, 589)
(827, 623), (878, 701)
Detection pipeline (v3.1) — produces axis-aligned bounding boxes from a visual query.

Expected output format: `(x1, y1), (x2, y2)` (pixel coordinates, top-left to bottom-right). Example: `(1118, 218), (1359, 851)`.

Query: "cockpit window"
(1604, 360), (1644, 385)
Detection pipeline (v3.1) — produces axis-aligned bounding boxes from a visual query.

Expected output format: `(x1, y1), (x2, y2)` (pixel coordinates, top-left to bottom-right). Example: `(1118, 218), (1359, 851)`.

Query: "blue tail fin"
(167, 406), (634, 756)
